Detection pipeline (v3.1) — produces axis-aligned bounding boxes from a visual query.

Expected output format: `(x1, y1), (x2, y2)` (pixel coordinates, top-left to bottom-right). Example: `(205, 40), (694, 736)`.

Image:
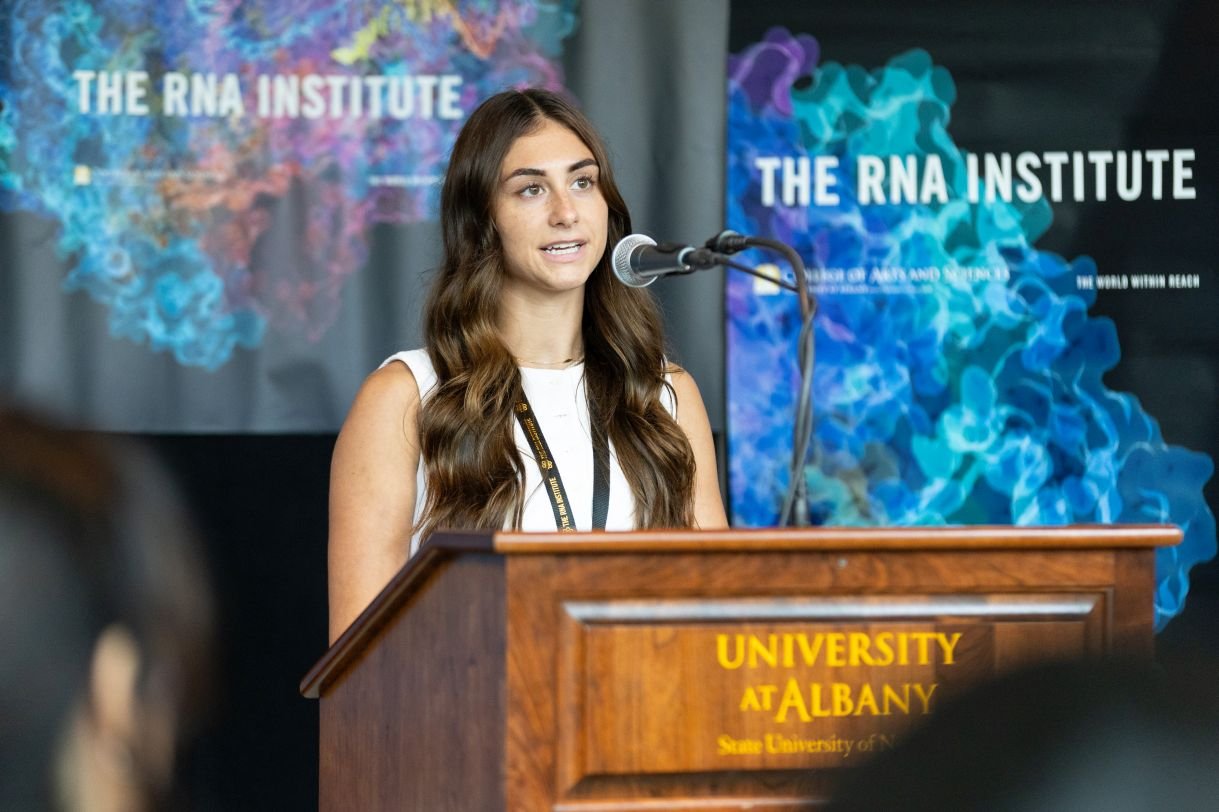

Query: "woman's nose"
(549, 190), (578, 226)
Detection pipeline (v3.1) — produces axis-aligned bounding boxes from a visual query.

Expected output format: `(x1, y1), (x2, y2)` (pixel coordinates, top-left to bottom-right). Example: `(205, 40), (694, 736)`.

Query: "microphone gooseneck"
(705, 229), (750, 255)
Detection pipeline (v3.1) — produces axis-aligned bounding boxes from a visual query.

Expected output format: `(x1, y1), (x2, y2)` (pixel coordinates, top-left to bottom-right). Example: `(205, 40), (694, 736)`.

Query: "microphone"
(704, 229), (750, 254)
(611, 234), (720, 288)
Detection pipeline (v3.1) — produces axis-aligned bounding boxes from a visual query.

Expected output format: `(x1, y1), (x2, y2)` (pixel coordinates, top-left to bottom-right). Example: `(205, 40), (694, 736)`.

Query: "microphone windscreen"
(611, 233), (657, 287)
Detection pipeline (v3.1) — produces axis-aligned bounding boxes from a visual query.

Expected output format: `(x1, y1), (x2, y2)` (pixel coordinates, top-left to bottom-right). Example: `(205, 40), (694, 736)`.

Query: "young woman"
(328, 89), (726, 641)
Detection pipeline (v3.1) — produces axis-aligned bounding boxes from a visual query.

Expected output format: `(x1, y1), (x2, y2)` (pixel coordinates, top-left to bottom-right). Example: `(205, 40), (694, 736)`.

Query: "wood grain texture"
(558, 593), (1106, 774)
(301, 529), (495, 698)
(495, 524), (1180, 554)
(504, 542), (1160, 809)
(318, 553), (506, 811)
(1113, 549), (1156, 657)
(304, 526), (1171, 811)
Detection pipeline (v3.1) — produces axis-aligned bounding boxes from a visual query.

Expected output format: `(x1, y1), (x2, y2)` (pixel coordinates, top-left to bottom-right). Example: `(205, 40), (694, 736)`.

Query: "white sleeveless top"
(382, 349), (677, 556)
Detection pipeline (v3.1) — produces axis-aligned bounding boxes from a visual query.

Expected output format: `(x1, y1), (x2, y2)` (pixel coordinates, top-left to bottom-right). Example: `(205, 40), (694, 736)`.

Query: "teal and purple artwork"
(0, 0), (577, 368)
(725, 28), (1214, 627)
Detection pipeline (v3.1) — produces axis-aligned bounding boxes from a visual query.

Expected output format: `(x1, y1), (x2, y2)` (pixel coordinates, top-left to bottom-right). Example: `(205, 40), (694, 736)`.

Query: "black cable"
(742, 236), (812, 321)
(780, 306), (817, 526)
(738, 237), (817, 527)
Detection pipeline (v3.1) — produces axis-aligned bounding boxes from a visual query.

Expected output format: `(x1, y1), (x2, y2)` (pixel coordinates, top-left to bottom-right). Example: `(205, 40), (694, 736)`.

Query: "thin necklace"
(513, 354), (584, 368)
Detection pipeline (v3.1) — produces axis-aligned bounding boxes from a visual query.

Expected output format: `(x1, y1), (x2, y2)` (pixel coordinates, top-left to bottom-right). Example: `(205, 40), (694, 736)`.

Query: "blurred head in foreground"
(829, 658), (1219, 811)
(0, 409), (213, 811)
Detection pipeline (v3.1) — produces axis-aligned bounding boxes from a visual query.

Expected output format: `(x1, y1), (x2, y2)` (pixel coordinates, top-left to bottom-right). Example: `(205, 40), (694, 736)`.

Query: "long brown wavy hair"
(417, 88), (695, 537)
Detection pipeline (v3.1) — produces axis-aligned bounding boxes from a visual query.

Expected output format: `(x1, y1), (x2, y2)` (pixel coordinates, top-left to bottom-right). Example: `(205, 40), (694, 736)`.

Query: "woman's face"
(491, 118), (609, 298)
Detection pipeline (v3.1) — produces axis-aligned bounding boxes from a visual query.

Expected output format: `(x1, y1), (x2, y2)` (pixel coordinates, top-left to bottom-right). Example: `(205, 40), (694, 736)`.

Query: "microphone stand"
(715, 233), (818, 527)
(617, 229), (817, 526)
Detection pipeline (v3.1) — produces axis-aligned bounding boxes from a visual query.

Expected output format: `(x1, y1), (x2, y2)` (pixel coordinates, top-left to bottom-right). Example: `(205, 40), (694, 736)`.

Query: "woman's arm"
(669, 368), (730, 529)
(327, 362), (422, 643)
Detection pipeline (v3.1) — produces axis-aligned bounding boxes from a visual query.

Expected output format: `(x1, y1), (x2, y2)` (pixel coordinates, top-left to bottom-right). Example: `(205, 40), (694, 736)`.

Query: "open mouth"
(542, 241), (584, 256)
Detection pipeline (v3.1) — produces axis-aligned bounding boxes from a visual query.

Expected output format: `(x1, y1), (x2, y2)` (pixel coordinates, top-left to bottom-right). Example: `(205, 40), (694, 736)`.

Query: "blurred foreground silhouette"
(0, 409), (214, 811)
(830, 657), (1219, 811)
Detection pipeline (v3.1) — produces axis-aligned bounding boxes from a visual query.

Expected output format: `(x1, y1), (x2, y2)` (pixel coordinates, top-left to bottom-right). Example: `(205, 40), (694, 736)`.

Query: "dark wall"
(149, 434), (331, 811)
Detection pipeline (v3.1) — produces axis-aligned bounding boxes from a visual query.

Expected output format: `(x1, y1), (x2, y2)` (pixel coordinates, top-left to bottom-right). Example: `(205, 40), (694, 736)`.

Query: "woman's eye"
(519, 183), (543, 198)
(572, 175), (596, 190)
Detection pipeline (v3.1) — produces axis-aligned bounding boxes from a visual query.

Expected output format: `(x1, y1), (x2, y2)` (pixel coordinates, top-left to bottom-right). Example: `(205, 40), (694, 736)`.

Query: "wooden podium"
(301, 525), (1179, 811)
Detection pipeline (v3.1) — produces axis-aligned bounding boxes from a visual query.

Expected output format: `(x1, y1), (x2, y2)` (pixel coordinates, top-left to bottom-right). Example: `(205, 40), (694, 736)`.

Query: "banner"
(0, 0), (580, 428)
(725, 2), (1217, 626)
(0, 0), (729, 433)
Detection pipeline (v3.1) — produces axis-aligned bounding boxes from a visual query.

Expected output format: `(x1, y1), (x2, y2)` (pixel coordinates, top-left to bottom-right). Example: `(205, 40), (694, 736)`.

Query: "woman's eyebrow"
(503, 158), (598, 182)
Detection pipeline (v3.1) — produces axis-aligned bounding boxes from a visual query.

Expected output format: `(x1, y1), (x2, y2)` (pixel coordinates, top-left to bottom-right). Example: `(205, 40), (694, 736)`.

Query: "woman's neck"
(498, 286), (585, 367)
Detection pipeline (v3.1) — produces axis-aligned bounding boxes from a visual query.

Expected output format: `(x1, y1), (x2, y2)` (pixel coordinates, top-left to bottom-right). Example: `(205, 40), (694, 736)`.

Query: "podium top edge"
(485, 524), (1182, 553)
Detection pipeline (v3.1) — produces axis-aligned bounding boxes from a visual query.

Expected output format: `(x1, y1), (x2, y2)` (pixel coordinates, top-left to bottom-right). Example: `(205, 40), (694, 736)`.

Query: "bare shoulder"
(663, 364), (704, 415)
(328, 360), (426, 640)
(342, 360), (422, 437)
(331, 361), (424, 481)
(359, 359), (421, 408)
(663, 363), (728, 528)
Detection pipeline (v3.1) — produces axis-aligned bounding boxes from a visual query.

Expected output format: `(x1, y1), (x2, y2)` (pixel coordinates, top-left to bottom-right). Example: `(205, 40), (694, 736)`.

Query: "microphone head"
(611, 233), (658, 288)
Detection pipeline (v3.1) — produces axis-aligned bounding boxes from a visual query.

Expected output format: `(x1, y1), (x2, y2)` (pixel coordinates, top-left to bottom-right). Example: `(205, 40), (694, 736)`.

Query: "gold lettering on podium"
(716, 631), (962, 669)
(715, 628), (964, 749)
(772, 679), (938, 722)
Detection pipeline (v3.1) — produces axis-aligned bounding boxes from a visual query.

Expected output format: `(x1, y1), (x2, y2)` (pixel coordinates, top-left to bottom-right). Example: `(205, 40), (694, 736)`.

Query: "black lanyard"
(514, 392), (609, 531)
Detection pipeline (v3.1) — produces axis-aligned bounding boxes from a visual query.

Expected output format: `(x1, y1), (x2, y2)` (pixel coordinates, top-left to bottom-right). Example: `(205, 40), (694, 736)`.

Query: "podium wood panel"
(317, 551), (506, 811)
(304, 525), (1177, 811)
